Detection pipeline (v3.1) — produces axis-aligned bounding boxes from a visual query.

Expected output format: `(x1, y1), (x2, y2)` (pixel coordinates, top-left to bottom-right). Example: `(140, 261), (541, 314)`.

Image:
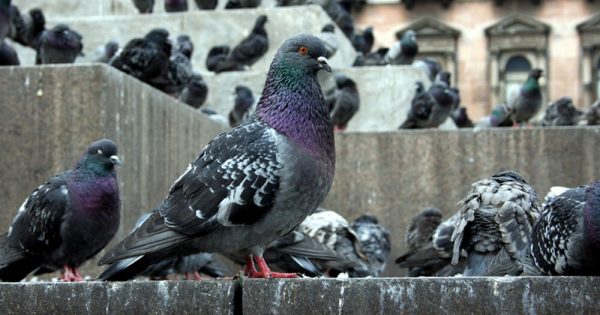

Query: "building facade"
(354, 0), (600, 119)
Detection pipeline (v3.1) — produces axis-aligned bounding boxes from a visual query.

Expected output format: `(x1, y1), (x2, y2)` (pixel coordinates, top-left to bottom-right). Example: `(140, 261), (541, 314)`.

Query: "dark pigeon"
(94, 41), (119, 63)
(385, 29), (418, 65)
(434, 71), (451, 87)
(450, 171), (541, 276)
(351, 26), (374, 55)
(110, 28), (171, 85)
(215, 15), (268, 72)
(399, 81), (455, 129)
(451, 107), (474, 128)
(527, 183), (600, 275)
(149, 48), (193, 95)
(194, 0), (218, 9)
(8, 7), (45, 49)
(165, 0), (188, 12)
(97, 34), (334, 280)
(586, 99), (600, 126)
(0, 139), (121, 282)
(321, 0), (354, 39)
(350, 214), (391, 277)
(0, 40), (19, 65)
(225, 0), (261, 9)
(133, 0), (155, 13)
(0, 0), (10, 43)
(229, 85), (254, 128)
(276, 0), (313, 6)
(176, 34), (193, 59)
(318, 24), (338, 59)
(206, 45), (232, 72)
(179, 73), (208, 109)
(541, 97), (582, 126)
(413, 58), (442, 82)
(327, 73), (360, 131)
(352, 47), (388, 67)
(36, 24), (83, 64)
(504, 68), (543, 125)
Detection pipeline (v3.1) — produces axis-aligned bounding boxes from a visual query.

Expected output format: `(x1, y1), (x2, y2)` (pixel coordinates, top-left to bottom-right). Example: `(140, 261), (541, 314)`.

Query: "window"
(505, 55), (532, 102)
(577, 13), (600, 105)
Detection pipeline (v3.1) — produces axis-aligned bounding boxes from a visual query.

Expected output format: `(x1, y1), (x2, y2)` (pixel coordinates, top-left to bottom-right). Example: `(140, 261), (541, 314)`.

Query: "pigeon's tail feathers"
(97, 255), (156, 281)
(394, 246), (440, 267)
(98, 212), (191, 265)
(0, 254), (41, 282)
(276, 235), (346, 262)
(495, 201), (532, 259)
(199, 260), (230, 278)
(462, 252), (495, 276)
(289, 255), (323, 277)
(399, 118), (416, 129)
(0, 233), (25, 266)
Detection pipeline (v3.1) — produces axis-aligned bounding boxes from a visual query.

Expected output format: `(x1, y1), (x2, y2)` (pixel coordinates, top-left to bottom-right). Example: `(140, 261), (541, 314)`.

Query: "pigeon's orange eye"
(298, 46), (308, 55)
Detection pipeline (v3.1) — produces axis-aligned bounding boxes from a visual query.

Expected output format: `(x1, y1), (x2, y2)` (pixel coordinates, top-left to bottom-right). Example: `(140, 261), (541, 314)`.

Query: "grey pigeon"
(165, 0), (188, 12)
(451, 107), (474, 128)
(527, 183), (600, 275)
(8, 7), (45, 49)
(385, 29), (418, 65)
(504, 68), (543, 125)
(276, 0), (314, 6)
(585, 100), (600, 125)
(0, 139), (121, 282)
(352, 47), (388, 67)
(94, 41), (119, 63)
(36, 24), (83, 64)
(413, 58), (441, 82)
(229, 85), (254, 128)
(149, 49), (193, 95)
(133, 0), (155, 13)
(179, 73), (208, 109)
(318, 24), (338, 59)
(176, 34), (194, 59)
(225, 0), (261, 9)
(450, 171), (541, 276)
(320, 0), (354, 38)
(350, 214), (391, 277)
(0, 39), (18, 65)
(475, 103), (512, 129)
(351, 26), (374, 55)
(399, 81), (455, 129)
(97, 34), (334, 280)
(327, 73), (360, 131)
(194, 0), (218, 9)
(541, 97), (582, 126)
(215, 15), (268, 72)
(206, 45), (232, 72)
(0, 0), (10, 43)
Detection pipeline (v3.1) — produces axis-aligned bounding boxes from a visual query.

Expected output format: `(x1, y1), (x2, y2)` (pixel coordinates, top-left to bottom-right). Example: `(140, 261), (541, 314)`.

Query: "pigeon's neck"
(521, 77), (541, 97)
(256, 62), (334, 160)
(401, 39), (418, 56)
(584, 183), (600, 246)
(69, 161), (119, 213)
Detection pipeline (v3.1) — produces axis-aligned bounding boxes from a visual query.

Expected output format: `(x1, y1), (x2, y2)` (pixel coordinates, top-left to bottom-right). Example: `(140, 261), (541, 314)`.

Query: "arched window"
(505, 55), (532, 102)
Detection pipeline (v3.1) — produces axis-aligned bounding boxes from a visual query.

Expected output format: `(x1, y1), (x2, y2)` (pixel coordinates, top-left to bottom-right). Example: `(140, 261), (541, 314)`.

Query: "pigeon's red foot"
(60, 265), (84, 282)
(185, 272), (203, 281)
(244, 255), (298, 279)
(334, 126), (346, 133)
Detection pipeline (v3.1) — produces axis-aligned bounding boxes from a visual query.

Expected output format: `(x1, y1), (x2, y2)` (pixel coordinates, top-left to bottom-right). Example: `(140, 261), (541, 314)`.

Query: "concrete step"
(1, 278), (599, 314)
(10, 6), (356, 73)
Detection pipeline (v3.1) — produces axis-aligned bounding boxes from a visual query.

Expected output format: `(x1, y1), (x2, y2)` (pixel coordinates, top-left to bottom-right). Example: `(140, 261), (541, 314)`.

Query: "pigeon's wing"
(230, 34), (268, 65)
(271, 231), (346, 262)
(111, 38), (166, 81)
(0, 172), (70, 265)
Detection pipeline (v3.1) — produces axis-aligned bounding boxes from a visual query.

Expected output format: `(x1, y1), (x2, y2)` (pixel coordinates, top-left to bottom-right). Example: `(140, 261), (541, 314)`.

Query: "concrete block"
(0, 64), (227, 278)
(325, 127), (600, 276)
(0, 280), (235, 314)
(10, 6), (356, 72)
(242, 277), (600, 314)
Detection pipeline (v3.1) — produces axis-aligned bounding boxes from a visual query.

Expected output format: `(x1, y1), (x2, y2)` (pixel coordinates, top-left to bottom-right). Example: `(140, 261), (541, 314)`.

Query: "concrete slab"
(11, 6), (356, 72)
(0, 280), (235, 314)
(242, 277), (600, 314)
(0, 64), (227, 278)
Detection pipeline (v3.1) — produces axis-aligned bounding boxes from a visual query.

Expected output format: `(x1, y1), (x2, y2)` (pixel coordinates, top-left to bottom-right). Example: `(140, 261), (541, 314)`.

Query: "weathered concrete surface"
(243, 277), (600, 314)
(201, 66), (455, 131)
(325, 127), (600, 276)
(0, 64), (227, 278)
(0, 280), (234, 314)
(11, 6), (356, 72)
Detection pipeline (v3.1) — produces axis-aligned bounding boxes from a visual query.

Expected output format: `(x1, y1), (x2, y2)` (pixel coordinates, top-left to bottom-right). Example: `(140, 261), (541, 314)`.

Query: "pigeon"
(503, 68), (543, 125)
(276, 0), (313, 6)
(350, 214), (391, 277)
(399, 81), (455, 129)
(133, 0), (155, 13)
(321, 0), (354, 38)
(149, 48), (193, 95)
(542, 186), (570, 208)
(8, 7), (45, 49)
(194, 0), (218, 9)
(586, 100), (600, 125)
(0, 39), (18, 65)
(434, 71), (451, 87)
(179, 73), (208, 109)
(413, 58), (442, 82)
(206, 45), (232, 72)
(0, 0), (10, 43)
(405, 208), (443, 253)
(215, 15), (268, 72)
(351, 26), (374, 56)
(527, 183), (600, 275)
(449, 171), (541, 276)
(165, 0), (188, 12)
(94, 41), (119, 63)
(352, 47), (388, 67)
(229, 85), (254, 128)
(176, 34), (194, 59)
(318, 24), (338, 59)
(451, 107), (474, 128)
(36, 24), (83, 64)
(326, 73), (360, 131)
(0, 139), (121, 282)
(110, 28), (171, 85)
(97, 34), (334, 280)
(225, 0), (261, 9)
(385, 29), (418, 65)
(541, 97), (582, 126)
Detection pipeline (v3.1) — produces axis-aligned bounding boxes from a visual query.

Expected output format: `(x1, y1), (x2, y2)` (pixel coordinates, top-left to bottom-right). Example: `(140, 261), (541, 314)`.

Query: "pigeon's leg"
(249, 255), (298, 279)
(185, 272), (203, 280)
(60, 265), (84, 282)
(244, 255), (258, 276)
(334, 126), (346, 133)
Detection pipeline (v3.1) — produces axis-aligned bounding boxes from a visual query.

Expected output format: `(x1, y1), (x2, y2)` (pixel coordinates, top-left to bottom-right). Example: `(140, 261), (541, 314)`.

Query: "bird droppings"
(36, 89), (43, 97)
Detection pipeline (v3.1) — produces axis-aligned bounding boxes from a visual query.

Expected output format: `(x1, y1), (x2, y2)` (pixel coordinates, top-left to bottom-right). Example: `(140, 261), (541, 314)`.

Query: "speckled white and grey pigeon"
(350, 214), (391, 277)
(450, 171), (541, 276)
(526, 182), (600, 275)
(98, 34), (334, 280)
(541, 97), (583, 126)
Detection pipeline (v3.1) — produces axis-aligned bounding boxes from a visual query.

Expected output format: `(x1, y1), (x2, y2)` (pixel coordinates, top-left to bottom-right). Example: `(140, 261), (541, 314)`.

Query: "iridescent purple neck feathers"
(584, 182), (600, 245)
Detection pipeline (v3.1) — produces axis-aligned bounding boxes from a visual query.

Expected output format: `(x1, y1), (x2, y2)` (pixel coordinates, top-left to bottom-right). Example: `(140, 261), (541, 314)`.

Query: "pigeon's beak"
(110, 155), (123, 166)
(317, 56), (331, 73)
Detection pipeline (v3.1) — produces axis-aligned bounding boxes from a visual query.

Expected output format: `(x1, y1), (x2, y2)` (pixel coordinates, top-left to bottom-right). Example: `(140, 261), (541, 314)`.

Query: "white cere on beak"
(110, 155), (122, 166)
(317, 56), (328, 64)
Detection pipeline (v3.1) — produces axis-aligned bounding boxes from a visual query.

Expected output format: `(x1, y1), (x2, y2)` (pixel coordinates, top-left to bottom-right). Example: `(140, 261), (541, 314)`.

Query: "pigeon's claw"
(244, 255), (299, 279)
(60, 266), (84, 282)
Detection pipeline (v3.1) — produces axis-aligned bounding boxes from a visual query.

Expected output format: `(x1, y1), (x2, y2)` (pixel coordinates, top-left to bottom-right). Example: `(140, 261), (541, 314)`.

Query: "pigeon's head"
(334, 73), (356, 89)
(29, 8), (46, 32)
(415, 81), (424, 93)
(79, 139), (122, 173)
(322, 24), (335, 33)
(275, 34), (331, 75)
(104, 41), (119, 58)
(208, 45), (230, 57)
(529, 68), (543, 80)
(420, 207), (443, 219)
(436, 71), (451, 86)
(234, 85), (253, 96)
(145, 28), (170, 43)
(255, 15), (268, 28)
(401, 29), (417, 42)
(353, 214), (379, 225)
